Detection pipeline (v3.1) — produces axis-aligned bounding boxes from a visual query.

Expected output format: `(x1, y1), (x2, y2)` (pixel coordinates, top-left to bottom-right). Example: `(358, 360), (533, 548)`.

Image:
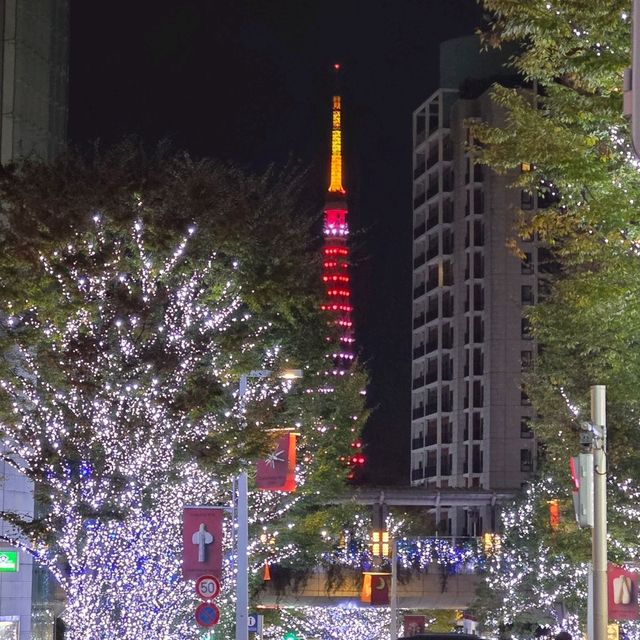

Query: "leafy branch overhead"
(473, 0), (640, 633)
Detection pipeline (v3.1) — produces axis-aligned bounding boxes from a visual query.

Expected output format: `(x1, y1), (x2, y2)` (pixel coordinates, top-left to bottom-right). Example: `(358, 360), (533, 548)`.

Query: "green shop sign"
(0, 551), (19, 572)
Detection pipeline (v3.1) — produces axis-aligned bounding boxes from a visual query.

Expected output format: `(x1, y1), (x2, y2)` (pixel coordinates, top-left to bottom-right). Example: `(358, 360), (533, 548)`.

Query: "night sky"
(69, 0), (485, 484)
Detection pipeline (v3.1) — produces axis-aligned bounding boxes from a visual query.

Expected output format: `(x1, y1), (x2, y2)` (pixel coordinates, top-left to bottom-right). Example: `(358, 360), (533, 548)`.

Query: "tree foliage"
(473, 0), (640, 633)
(0, 142), (367, 638)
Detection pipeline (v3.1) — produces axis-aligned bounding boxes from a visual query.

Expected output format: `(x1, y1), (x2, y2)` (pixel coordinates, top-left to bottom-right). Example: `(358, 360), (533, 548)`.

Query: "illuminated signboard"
(0, 551), (18, 572)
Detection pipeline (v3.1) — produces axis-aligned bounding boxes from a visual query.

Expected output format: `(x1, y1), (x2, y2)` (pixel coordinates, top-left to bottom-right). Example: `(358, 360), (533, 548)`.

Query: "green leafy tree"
(472, 0), (640, 634)
(0, 143), (367, 639)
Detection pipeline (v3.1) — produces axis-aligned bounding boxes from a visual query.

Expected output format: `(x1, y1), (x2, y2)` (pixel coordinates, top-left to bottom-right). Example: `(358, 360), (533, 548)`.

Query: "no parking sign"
(195, 602), (220, 628)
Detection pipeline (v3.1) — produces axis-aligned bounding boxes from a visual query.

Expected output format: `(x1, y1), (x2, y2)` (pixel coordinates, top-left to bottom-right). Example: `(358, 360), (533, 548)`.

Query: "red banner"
(360, 572), (390, 605)
(256, 433), (296, 492)
(182, 507), (223, 580)
(403, 615), (426, 636)
(608, 563), (639, 620)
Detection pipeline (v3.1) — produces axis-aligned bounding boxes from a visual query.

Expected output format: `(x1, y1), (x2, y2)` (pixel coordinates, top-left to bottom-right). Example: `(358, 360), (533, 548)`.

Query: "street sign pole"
(591, 386), (608, 640)
(235, 471), (249, 640)
(389, 539), (398, 640)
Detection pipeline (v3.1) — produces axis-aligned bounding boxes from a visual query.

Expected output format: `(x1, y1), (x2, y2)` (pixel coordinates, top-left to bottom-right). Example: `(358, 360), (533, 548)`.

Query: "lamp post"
(234, 368), (303, 640)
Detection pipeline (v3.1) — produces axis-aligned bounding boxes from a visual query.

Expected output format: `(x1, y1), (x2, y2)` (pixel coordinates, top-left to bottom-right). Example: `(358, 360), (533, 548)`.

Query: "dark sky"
(69, 0), (484, 484)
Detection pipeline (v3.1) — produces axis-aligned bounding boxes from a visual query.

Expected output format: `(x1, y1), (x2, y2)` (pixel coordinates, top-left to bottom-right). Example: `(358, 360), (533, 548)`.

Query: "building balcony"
(425, 465), (437, 477)
(425, 403), (438, 416)
(413, 344), (425, 358)
(412, 407), (424, 420)
(426, 278), (438, 293)
(411, 468), (424, 481)
(413, 253), (426, 268)
(413, 193), (426, 208)
(425, 370), (438, 385)
(413, 284), (425, 299)
(426, 152), (439, 169)
(412, 377), (424, 390)
(413, 223), (426, 239)
(411, 437), (424, 450)
(426, 308), (438, 323)
(425, 340), (438, 354)
(413, 314), (425, 329)
(414, 164), (426, 179)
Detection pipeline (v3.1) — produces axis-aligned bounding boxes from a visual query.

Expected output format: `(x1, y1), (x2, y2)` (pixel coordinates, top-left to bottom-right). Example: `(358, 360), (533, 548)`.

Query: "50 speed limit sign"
(195, 574), (221, 600)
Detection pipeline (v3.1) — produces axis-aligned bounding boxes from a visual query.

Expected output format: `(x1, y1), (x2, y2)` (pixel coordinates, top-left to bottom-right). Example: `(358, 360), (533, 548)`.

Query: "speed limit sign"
(195, 574), (221, 600)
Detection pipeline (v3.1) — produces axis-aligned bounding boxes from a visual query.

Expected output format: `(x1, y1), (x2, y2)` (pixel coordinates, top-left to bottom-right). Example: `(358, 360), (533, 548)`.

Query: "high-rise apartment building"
(0, 0), (68, 164)
(410, 37), (542, 537)
(0, 2), (68, 639)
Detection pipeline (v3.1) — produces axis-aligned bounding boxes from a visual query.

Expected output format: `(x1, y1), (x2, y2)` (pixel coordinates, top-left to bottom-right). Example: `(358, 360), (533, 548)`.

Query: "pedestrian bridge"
(255, 488), (510, 610)
(257, 564), (480, 609)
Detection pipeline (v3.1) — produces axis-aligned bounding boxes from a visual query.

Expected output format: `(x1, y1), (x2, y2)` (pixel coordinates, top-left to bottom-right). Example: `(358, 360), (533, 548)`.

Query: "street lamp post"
(234, 368), (303, 640)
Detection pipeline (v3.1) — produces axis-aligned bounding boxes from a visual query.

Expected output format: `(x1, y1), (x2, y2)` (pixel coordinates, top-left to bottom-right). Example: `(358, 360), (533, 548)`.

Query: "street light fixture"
(235, 367), (303, 640)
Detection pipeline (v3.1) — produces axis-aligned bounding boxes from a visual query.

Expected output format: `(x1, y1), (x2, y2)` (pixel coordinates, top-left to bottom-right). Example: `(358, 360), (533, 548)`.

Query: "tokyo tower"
(321, 65), (355, 375)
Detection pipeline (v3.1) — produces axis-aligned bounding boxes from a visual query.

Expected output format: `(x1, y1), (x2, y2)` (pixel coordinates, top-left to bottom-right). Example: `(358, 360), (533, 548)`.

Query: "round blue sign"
(195, 602), (220, 627)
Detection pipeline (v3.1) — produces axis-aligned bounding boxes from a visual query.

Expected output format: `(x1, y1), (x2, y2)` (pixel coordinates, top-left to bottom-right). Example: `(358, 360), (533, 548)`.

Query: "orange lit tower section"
(321, 70), (355, 375)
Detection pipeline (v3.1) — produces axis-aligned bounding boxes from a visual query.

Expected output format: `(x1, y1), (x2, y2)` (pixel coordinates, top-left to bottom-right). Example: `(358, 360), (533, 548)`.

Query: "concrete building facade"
(410, 37), (543, 537)
(0, 2), (68, 639)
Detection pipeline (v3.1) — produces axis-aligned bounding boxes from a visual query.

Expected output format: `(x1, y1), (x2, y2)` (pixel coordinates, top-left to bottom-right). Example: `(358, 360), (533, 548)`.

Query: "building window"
(442, 260), (453, 286)
(473, 380), (484, 408)
(521, 252), (533, 274)
(520, 448), (533, 472)
(521, 417), (534, 438)
(521, 350), (533, 370)
(521, 317), (533, 339)
(426, 420), (437, 446)
(473, 347), (484, 375)
(473, 252), (484, 278)
(521, 285), (534, 305)
(473, 284), (484, 311)
(473, 316), (484, 343)
(472, 412), (483, 440)
(521, 190), (534, 210)
(472, 444), (483, 473)
(441, 417), (452, 444)
(474, 220), (484, 246)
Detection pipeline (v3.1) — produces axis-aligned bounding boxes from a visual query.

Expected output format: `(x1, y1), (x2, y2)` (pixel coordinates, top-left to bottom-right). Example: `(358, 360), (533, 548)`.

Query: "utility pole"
(591, 385), (607, 640)
(389, 539), (398, 640)
(625, 0), (640, 157)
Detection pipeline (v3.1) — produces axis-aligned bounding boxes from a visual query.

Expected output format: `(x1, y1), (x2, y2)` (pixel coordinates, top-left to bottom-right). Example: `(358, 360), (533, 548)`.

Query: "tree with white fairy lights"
(0, 144), (367, 639)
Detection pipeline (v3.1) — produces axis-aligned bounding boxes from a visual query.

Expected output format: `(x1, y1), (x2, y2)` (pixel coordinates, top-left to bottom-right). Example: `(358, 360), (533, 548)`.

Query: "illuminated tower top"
(328, 64), (346, 196)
